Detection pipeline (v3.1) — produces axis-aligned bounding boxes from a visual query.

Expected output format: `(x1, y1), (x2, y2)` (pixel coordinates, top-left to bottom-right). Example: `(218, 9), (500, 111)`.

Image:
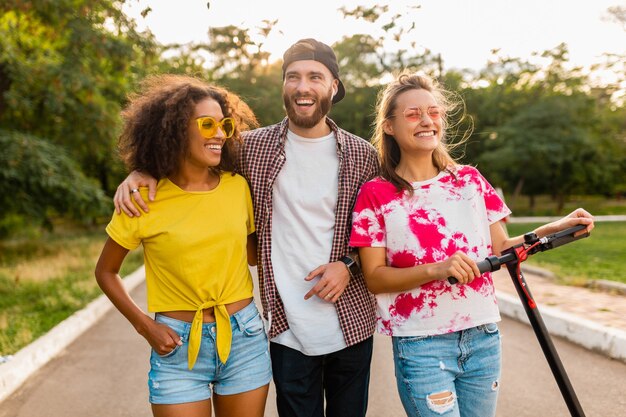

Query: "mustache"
(290, 94), (317, 100)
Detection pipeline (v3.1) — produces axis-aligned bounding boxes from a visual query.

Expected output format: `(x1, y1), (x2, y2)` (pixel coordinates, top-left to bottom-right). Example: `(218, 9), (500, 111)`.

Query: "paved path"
(2, 281), (626, 417)
(0, 284), (404, 417)
(2, 265), (626, 416)
(495, 268), (626, 332)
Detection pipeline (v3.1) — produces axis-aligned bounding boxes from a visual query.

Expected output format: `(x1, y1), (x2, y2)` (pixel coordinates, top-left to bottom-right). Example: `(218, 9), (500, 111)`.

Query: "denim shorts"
(148, 301), (272, 404)
(392, 323), (501, 417)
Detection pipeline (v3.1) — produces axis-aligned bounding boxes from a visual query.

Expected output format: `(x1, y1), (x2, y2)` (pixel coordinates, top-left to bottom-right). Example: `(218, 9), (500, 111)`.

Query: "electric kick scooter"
(449, 224), (590, 417)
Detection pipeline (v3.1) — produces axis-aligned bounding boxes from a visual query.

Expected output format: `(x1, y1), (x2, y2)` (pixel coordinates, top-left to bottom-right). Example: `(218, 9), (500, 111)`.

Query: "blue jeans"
(270, 336), (373, 417)
(148, 302), (272, 404)
(392, 323), (501, 417)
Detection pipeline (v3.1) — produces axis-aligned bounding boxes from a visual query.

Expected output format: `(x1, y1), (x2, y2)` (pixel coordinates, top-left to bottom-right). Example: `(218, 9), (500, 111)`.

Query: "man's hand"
(113, 171), (158, 217)
(304, 261), (351, 303)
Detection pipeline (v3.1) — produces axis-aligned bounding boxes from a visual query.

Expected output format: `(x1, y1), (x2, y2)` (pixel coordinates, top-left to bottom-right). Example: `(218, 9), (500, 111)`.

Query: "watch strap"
(340, 255), (360, 277)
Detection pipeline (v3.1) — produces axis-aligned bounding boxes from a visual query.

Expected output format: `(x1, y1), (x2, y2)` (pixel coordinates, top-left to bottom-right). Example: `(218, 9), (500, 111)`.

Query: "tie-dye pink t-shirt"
(350, 166), (511, 336)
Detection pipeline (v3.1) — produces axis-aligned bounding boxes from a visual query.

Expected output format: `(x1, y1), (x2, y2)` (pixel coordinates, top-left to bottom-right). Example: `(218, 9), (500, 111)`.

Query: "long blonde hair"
(372, 72), (469, 194)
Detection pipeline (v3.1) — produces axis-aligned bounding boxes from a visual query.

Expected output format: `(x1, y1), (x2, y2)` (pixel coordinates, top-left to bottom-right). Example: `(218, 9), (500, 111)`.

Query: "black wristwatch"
(340, 255), (360, 278)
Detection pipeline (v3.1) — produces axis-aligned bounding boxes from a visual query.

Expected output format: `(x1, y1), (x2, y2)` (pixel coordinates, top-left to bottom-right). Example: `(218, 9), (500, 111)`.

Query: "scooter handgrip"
(477, 258), (493, 274)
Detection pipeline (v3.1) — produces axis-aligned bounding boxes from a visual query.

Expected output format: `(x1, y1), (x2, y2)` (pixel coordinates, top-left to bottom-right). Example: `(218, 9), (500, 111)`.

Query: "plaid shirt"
(237, 117), (379, 345)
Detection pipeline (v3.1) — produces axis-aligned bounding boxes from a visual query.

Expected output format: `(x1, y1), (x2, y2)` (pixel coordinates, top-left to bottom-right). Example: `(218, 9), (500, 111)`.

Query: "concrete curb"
(496, 290), (626, 363)
(586, 279), (626, 296)
(0, 266), (145, 403)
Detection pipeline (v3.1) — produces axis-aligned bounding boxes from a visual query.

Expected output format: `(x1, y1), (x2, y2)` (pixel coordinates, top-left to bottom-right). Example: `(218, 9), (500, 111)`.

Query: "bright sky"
(123, 0), (625, 81)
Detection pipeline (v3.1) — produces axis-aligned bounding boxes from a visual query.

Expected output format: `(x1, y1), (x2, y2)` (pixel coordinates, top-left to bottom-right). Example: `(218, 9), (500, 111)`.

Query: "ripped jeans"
(392, 323), (501, 417)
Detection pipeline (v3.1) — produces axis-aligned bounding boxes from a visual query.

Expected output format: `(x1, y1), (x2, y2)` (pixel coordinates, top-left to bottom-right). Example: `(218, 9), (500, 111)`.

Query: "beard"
(283, 87), (333, 129)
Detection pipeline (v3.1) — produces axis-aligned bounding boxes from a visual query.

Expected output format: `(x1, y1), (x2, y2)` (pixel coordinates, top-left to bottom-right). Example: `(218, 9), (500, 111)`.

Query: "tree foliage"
(479, 96), (596, 209)
(200, 23), (285, 127)
(460, 44), (625, 211)
(0, 0), (159, 193)
(0, 129), (109, 236)
(1, 0), (625, 233)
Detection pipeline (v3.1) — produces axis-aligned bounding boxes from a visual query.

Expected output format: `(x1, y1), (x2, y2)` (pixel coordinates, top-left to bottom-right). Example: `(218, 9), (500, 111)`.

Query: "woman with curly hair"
(349, 72), (594, 417)
(95, 75), (270, 417)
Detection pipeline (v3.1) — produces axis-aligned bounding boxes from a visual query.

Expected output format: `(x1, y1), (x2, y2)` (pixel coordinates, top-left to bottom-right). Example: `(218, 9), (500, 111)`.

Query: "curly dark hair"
(118, 74), (258, 179)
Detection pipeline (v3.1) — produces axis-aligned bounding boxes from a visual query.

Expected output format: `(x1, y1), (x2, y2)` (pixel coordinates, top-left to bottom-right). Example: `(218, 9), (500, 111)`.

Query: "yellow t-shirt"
(106, 172), (255, 369)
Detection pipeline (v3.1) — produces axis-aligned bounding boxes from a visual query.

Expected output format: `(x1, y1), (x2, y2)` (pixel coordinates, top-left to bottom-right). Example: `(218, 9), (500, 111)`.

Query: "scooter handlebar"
(447, 224), (589, 285)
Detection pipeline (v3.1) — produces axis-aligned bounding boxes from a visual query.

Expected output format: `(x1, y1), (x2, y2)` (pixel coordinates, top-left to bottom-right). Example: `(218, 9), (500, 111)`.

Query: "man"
(114, 39), (379, 417)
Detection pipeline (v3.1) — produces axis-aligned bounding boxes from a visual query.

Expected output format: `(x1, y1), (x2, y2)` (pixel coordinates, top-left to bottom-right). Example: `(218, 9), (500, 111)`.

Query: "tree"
(0, 0), (159, 193)
(478, 95), (603, 213)
(338, 4), (442, 80)
(205, 22), (273, 80)
(606, 4), (626, 30)
(178, 22), (287, 126)
(0, 130), (109, 236)
(587, 90), (626, 198)
(598, 4), (626, 105)
(462, 43), (626, 208)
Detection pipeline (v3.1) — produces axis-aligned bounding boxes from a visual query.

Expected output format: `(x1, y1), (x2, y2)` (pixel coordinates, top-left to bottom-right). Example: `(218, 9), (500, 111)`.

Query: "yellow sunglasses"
(195, 116), (236, 139)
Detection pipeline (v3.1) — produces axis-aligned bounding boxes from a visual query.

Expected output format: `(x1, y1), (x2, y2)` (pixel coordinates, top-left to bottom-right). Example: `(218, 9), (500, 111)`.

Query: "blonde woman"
(350, 72), (593, 417)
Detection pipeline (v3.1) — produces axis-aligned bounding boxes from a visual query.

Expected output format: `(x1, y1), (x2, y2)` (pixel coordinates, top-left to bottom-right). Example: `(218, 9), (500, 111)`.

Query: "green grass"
(1, 216), (623, 356)
(504, 195), (626, 216)
(505, 222), (626, 286)
(0, 228), (143, 356)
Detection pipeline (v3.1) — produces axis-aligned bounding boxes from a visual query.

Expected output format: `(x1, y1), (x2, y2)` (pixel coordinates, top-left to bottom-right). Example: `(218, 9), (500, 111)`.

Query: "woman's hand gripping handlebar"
(447, 224), (590, 285)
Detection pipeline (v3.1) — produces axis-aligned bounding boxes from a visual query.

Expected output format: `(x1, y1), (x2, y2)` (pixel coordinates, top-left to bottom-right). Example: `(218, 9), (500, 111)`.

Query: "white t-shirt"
(270, 129), (347, 355)
(350, 166), (512, 337)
